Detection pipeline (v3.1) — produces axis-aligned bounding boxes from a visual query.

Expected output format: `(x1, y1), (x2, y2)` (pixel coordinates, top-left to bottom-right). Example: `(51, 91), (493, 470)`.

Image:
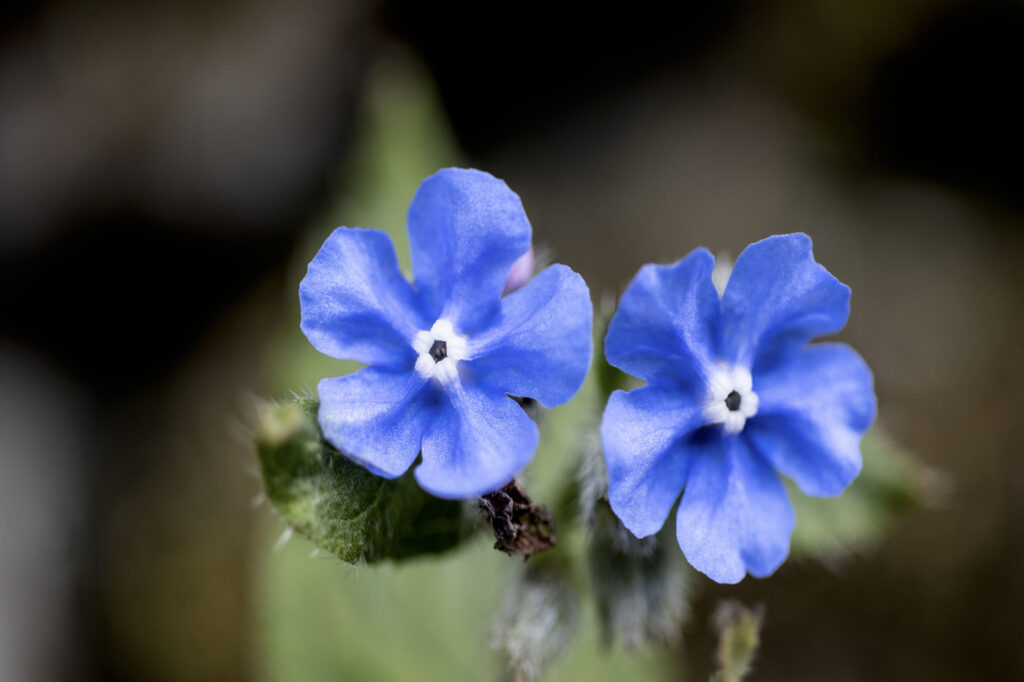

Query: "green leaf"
(255, 398), (475, 563)
(789, 425), (939, 562)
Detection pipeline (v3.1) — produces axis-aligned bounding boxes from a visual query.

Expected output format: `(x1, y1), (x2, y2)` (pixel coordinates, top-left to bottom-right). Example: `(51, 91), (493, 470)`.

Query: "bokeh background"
(2, 1), (1023, 680)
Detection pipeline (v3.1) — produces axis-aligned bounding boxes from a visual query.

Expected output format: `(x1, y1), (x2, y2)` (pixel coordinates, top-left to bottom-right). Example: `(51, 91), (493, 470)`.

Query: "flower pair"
(300, 168), (875, 583)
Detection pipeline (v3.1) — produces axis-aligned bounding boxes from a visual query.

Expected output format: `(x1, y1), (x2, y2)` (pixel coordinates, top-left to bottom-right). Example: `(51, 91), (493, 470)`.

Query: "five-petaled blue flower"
(300, 168), (593, 499)
(600, 233), (876, 583)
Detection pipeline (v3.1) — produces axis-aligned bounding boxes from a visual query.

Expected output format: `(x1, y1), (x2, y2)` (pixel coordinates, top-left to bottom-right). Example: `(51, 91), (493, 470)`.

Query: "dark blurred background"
(2, 0), (1023, 680)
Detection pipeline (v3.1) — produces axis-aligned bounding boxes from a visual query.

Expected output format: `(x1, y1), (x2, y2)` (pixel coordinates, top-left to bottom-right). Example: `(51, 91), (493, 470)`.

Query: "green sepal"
(587, 499), (691, 651)
(492, 556), (581, 681)
(709, 600), (763, 682)
(576, 428), (691, 652)
(255, 398), (475, 563)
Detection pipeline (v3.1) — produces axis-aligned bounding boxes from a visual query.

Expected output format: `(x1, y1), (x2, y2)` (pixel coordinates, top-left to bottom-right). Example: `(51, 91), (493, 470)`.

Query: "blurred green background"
(2, 1), (1023, 680)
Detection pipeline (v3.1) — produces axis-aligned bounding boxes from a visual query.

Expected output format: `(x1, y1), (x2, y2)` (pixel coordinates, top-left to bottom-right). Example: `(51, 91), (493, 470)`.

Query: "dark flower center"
(725, 390), (742, 411)
(429, 339), (448, 363)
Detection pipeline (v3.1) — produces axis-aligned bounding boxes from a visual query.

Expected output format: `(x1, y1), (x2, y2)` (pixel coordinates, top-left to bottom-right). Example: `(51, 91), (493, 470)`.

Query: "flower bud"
(504, 245), (534, 294)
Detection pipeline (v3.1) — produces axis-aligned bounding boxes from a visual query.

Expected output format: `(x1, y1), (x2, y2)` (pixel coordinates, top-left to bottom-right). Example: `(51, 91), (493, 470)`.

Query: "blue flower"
(600, 233), (876, 583)
(299, 168), (593, 499)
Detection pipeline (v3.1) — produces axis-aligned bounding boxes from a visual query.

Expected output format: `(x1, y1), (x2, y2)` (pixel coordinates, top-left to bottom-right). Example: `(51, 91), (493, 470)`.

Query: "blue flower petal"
(720, 233), (850, 367)
(676, 433), (795, 583)
(407, 168), (532, 333)
(604, 248), (720, 394)
(465, 264), (593, 408)
(300, 228), (425, 367)
(416, 382), (539, 499)
(746, 343), (876, 497)
(602, 386), (705, 538)
(317, 367), (434, 479)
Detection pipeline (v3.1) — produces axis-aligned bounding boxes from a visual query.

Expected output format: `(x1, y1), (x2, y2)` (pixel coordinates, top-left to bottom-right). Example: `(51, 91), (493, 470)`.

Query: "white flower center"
(412, 318), (468, 384)
(702, 362), (759, 434)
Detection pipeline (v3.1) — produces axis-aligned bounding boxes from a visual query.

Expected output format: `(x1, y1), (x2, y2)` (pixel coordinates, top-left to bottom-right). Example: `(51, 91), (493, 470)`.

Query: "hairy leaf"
(789, 425), (940, 562)
(256, 398), (475, 563)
